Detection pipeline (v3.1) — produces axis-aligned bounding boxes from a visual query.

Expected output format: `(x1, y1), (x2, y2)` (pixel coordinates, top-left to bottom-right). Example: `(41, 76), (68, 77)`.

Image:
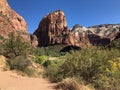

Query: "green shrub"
(23, 66), (38, 77)
(45, 47), (120, 89)
(35, 55), (65, 68)
(7, 56), (38, 77)
(0, 45), (5, 55)
(44, 59), (65, 82)
(2, 32), (30, 58)
(107, 38), (120, 50)
(35, 55), (52, 68)
(43, 59), (64, 68)
(44, 64), (59, 82)
(0, 35), (4, 40)
(93, 57), (120, 90)
(35, 55), (46, 64)
(33, 47), (46, 56)
(7, 56), (31, 70)
(41, 60), (51, 68)
(33, 45), (65, 57)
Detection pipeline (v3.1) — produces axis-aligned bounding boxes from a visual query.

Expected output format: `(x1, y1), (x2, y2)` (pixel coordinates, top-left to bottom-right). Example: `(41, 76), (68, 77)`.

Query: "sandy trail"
(0, 68), (56, 90)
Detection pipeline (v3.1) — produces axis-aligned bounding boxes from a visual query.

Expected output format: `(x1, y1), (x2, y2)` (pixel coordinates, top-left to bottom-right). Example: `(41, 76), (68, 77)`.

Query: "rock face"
(34, 10), (120, 47)
(70, 24), (120, 46)
(0, 0), (28, 37)
(30, 35), (38, 47)
(68, 24), (91, 47)
(0, 0), (38, 46)
(34, 10), (91, 47)
(115, 32), (120, 39)
(34, 10), (69, 46)
(88, 24), (120, 41)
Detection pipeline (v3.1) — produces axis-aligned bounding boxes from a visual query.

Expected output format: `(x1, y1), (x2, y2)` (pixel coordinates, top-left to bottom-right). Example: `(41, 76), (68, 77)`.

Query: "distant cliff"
(34, 10), (69, 46)
(71, 24), (120, 46)
(34, 10), (120, 47)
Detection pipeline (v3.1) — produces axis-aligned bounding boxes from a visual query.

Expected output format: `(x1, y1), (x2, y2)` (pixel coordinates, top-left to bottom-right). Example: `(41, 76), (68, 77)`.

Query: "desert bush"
(44, 59), (65, 82)
(43, 59), (65, 68)
(107, 38), (120, 50)
(0, 35), (4, 40)
(45, 47), (120, 89)
(44, 63), (60, 82)
(56, 78), (80, 90)
(23, 66), (39, 77)
(0, 45), (5, 55)
(33, 45), (65, 57)
(56, 78), (95, 90)
(35, 55), (52, 68)
(35, 55), (47, 64)
(7, 56), (38, 77)
(41, 60), (51, 68)
(33, 47), (46, 56)
(93, 57), (120, 90)
(2, 32), (30, 58)
(7, 56), (31, 70)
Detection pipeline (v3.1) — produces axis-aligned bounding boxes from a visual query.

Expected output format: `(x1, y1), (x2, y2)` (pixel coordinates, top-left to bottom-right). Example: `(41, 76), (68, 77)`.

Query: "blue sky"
(8, 0), (120, 34)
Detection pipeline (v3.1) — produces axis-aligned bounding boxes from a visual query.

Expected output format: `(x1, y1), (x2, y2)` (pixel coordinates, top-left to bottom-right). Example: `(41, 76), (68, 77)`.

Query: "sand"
(0, 68), (56, 90)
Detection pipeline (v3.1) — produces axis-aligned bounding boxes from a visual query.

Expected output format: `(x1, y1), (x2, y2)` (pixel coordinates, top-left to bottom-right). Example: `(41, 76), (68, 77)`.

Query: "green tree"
(2, 32), (30, 58)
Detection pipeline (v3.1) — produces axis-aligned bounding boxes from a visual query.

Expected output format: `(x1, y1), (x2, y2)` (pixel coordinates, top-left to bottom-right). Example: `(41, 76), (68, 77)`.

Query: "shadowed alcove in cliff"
(88, 34), (110, 46)
(60, 45), (81, 52)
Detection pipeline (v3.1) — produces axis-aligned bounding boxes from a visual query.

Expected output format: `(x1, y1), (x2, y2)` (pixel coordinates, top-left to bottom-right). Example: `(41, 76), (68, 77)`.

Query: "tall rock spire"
(34, 10), (69, 46)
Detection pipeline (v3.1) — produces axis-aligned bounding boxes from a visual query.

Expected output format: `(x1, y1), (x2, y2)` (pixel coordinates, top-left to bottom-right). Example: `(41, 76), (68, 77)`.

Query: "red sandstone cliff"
(0, 0), (38, 47)
(34, 10), (120, 47)
(0, 0), (28, 37)
(34, 10), (69, 46)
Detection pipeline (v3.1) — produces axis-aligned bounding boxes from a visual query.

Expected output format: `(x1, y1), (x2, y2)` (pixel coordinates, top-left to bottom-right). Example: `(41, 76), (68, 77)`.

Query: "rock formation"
(88, 24), (120, 41)
(0, 0), (38, 47)
(34, 10), (69, 46)
(30, 35), (38, 47)
(0, 0), (28, 37)
(34, 10), (120, 47)
(0, 0), (119, 48)
(33, 10), (91, 47)
(70, 24), (120, 46)
(115, 32), (120, 39)
(68, 24), (91, 47)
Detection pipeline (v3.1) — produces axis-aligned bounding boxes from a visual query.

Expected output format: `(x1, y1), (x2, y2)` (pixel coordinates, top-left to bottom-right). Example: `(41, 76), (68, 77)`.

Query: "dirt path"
(0, 68), (56, 90)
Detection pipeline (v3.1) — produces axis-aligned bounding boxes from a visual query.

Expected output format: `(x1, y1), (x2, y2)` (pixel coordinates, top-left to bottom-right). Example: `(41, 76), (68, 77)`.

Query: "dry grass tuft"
(55, 78), (95, 90)
(0, 55), (8, 70)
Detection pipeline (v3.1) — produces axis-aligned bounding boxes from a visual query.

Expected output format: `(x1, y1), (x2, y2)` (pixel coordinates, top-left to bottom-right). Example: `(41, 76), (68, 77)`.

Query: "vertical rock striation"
(34, 10), (69, 46)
